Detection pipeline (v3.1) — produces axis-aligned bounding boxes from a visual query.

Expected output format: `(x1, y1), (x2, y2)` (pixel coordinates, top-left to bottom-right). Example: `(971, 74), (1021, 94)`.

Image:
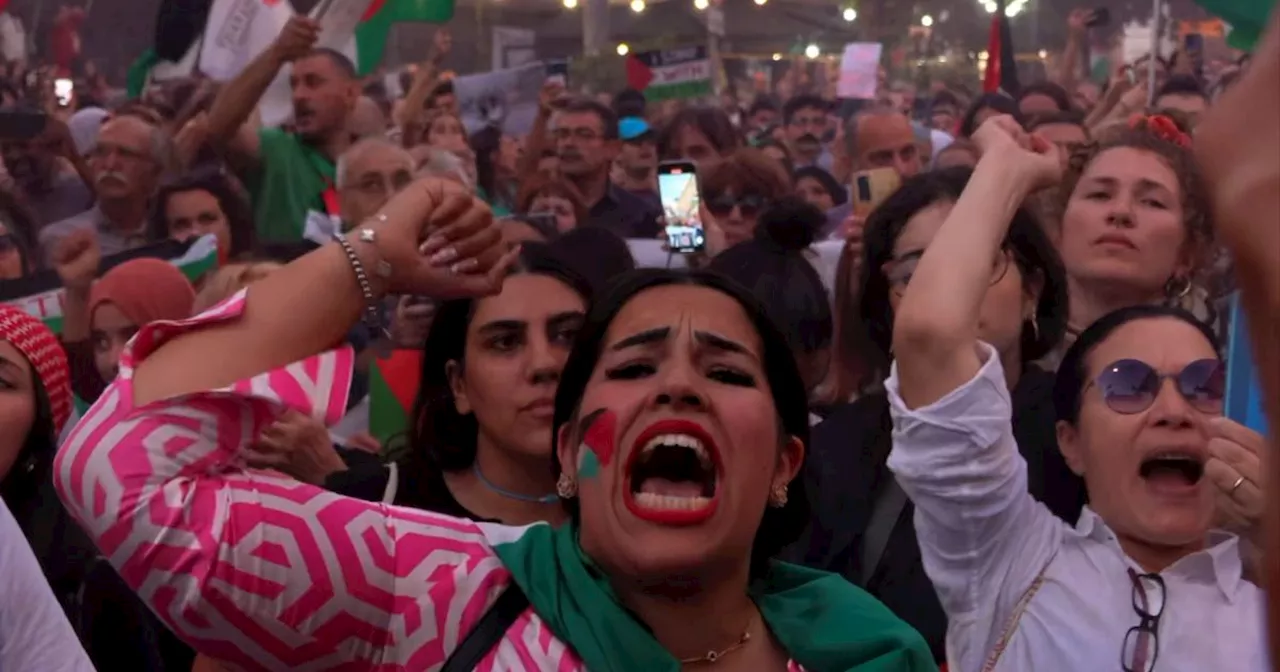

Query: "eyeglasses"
(1121, 569), (1165, 672)
(883, 248), (1014, 297)
(706, 193), (768, 219)
(1088, 358), (1225, 415)
(552, 127), (603, 142)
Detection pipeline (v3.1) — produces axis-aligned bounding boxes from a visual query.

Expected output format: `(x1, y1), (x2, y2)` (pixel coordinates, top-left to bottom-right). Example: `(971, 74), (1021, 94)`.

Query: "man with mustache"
(38, 115), (165, 266)
(783, 94), (833, 171)
(203, 16), (360, 242)
(0, 107), (94, 233)
(823, 109), (924, 239)
(552, 98), (660, 239)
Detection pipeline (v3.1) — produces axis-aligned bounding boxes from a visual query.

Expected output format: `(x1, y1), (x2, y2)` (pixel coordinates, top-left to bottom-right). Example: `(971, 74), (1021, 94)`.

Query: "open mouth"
(623, 420), (721, 525)
(1139, 451), (1205, 490)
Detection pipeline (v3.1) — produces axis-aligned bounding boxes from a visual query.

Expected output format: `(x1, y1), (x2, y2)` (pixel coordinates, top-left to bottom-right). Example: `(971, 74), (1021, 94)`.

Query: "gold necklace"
(678, 627), (752, 665)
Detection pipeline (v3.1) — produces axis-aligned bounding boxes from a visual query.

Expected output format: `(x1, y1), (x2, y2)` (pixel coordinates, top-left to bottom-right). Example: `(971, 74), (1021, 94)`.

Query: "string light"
(753, 0), (768, 5)
(771, 53), (783, 61)
(694, 0), (709, 9)
(630, 0), (645, 13)
(617, 43), (630, 55)
(921, 14), (934, 27)
(562, 0), (577, 7)
(842, 8), (857, 21)
(804, 43), (820, 59)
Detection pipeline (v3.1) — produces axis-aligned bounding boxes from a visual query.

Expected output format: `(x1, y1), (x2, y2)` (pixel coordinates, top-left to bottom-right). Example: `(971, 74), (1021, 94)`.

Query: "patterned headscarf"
(0, 305), (71, 436)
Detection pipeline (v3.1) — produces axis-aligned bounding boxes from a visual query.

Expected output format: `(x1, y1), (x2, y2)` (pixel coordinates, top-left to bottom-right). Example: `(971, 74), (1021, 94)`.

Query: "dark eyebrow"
(1085, 176), (1118, 188)
(1135, 178), (1174, 194)
(695, 331), (756, 360)
(547, 311), (585, 329)
(610, 327), (670, 351)
(475, 319), (525, 335)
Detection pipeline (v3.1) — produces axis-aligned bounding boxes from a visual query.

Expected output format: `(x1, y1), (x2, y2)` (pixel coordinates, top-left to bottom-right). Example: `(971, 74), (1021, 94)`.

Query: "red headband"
(1128, 113), (1191, 148)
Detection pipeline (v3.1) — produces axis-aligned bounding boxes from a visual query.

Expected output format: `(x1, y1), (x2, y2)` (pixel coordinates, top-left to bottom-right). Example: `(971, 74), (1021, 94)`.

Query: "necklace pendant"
(706, 651), (719, 663)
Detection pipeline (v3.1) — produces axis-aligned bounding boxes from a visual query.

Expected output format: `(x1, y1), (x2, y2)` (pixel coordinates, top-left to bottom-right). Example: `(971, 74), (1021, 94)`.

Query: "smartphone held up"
(659, 161), (705, 254)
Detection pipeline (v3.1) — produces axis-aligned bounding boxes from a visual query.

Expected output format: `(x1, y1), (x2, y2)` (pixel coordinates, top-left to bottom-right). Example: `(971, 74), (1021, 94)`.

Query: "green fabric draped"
(489, 522), (937, 672)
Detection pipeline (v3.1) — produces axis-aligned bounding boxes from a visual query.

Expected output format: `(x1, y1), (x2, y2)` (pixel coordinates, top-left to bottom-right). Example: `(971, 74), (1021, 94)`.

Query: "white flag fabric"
(199, 0), (293, 81)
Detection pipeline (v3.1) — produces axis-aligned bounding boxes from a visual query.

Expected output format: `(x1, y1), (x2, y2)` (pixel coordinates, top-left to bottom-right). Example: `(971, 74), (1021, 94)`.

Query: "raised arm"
(395, 28), (451, 140)
(205, 16), (320, 170)
(53, 180), (520, 670)
(891, 116), (1061, 408)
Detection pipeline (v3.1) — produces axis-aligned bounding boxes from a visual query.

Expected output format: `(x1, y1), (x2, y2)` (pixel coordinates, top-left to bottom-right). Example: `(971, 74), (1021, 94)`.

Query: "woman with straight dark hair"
(792, 165), (1080, 664)
(56, 179), (933, 670)
(327, 243), (592, 523)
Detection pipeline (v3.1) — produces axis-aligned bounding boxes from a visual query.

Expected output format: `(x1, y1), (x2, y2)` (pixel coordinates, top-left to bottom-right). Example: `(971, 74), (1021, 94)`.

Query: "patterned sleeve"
(52, 289), (513, 671)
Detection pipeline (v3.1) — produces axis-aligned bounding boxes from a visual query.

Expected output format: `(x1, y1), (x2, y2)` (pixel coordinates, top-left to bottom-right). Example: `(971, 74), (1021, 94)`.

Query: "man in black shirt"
(552, 98), (661, 239)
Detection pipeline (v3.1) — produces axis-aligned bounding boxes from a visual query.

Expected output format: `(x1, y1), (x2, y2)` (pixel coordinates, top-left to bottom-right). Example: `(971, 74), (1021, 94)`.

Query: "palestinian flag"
(625, 45), (714, 102)
(352, 0), (455, 75)
(982, 0), (1020, 96)
(0, 235), (219, 334)
(368, 349), (421, 444)
(1194, 0), (1277, 50)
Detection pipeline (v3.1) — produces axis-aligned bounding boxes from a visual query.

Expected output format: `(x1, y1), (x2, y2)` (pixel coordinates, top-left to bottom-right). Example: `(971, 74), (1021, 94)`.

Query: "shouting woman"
(55, 180), (933, 671)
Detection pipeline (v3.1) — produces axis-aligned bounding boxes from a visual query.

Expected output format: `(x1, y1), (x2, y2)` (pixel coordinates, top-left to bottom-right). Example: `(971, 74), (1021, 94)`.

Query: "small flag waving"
(369, 349), (422, 444)
(983, 0), (1020, 95)
(626, 46), (714, 102)
(1194, 0), (1277, 50)
(0, 236), (219, 334)
(352, 0), (455, 75)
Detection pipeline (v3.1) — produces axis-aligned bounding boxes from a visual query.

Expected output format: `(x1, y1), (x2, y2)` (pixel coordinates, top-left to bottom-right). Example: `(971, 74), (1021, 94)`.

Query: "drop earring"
(769, 483), (789, 508)
(556, 473), (578, 499)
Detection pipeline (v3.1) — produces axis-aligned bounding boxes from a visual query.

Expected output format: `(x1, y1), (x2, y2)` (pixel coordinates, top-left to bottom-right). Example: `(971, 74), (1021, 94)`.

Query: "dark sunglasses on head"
(1090, 358), (1225, 415)
(706, 193), (768, 218)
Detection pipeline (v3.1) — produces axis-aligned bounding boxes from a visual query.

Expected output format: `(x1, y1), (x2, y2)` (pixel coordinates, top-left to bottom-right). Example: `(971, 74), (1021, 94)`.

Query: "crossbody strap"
(859, 477), (909, 586)
(979, 560), (1052, 672)
(441, 582), (530, 672)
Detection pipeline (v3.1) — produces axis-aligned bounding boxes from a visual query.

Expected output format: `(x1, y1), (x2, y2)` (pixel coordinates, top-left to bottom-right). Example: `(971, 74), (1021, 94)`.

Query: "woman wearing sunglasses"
(889, 115), (1268, 671)
(699, 148), (791, 250)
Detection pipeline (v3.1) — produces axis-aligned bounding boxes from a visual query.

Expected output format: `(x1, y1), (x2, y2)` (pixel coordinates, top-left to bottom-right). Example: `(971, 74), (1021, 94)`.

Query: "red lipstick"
(622, 419), (723, 526)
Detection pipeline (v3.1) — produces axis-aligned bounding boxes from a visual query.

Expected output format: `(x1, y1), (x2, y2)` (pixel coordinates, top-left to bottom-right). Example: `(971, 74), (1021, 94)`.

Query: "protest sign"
(453, 61), (545, 135)
(626, 45), (713, 102)
(838, 42), (882, 99)
(0, 235), (219, 333)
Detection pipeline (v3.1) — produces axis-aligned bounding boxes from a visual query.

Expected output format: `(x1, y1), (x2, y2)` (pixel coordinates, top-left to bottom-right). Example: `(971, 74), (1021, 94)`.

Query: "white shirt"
(885, 343), (1270, 672)
(0, 499), (95, 671)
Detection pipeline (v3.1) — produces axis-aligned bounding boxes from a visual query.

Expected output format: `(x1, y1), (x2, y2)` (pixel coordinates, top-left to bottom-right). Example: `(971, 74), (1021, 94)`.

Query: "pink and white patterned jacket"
(54, 290), (806, 671)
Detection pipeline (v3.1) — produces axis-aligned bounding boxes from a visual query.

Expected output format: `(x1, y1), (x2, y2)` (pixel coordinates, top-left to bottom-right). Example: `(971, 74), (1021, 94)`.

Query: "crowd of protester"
(0, 5), (1277, 672)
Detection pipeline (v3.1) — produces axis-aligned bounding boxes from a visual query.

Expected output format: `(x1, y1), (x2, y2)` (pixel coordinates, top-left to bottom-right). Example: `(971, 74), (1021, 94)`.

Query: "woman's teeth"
(641, 433), (709, 462)
(634, 492), (713, 511)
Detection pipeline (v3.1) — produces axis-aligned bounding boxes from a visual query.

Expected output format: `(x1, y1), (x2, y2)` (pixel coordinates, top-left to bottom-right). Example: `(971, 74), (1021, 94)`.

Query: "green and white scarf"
(484, 522), (937, 672)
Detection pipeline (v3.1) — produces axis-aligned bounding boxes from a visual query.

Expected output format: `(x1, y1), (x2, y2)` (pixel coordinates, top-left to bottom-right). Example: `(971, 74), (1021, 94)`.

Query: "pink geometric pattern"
(53, 289), (808, 671)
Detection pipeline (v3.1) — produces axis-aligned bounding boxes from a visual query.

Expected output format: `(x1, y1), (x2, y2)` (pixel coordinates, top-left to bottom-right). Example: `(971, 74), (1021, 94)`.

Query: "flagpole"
(1148, 0), (1161, 106)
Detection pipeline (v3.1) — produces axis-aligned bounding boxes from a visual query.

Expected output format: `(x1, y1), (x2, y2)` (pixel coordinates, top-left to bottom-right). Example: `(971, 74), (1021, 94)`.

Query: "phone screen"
(54, 79), (73, 107)
(659, 161), (704, 254)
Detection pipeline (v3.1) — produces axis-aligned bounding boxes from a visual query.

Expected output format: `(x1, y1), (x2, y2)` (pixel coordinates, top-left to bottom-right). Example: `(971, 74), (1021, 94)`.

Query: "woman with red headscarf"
(52, 231), (196, 404)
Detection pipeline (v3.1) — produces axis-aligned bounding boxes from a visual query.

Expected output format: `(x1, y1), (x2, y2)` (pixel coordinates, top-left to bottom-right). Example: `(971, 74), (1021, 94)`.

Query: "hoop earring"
(1165, 275), (1193, 301)
(556, 473), (578, 499)
(769, 483), (789, 508)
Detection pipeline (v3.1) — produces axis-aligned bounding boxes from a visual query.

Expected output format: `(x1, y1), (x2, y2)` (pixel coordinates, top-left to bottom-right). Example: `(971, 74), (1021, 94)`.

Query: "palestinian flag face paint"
(577, 409), (617, 480)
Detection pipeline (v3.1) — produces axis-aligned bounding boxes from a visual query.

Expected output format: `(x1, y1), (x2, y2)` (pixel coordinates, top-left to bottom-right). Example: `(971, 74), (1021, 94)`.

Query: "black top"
(325, 449), (498, 523)
(785, 366), (1085, 663)
(586, 182), (662, 239)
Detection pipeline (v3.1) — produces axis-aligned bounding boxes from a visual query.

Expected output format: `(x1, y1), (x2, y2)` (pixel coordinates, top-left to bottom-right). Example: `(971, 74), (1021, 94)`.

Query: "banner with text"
(626, 45), (713, 102)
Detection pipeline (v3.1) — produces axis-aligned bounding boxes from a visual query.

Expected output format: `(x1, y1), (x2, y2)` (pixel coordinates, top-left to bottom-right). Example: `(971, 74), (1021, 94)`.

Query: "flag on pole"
(1194, 0), (1276, 50)
(352, 0), (455, 75)
(983, 0), (1021, 96)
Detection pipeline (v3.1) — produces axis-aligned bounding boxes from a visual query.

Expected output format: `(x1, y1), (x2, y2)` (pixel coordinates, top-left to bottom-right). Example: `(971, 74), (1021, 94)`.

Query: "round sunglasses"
(1088, 358), (1225, 415)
